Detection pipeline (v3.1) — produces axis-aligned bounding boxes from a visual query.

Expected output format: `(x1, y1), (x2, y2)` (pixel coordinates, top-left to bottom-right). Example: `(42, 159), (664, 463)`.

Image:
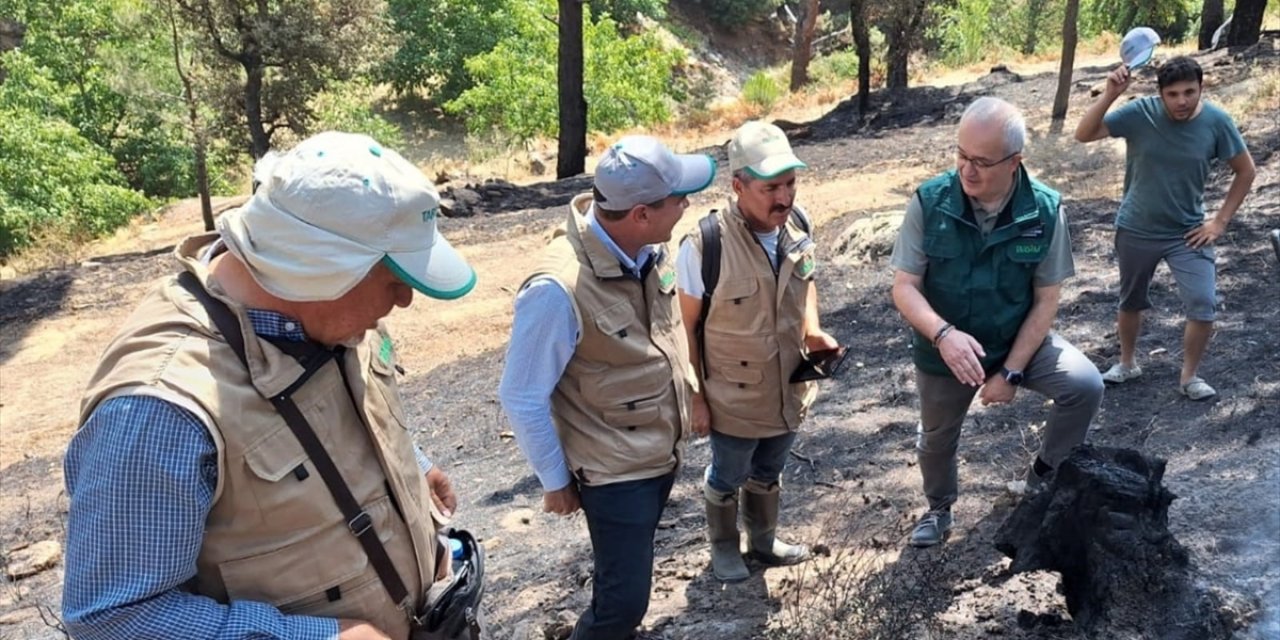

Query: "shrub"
(445, 0), (681, 142)
(742, 71), (782, 112)
(694, 0), (779, 28)
(310, 79), (405, 150)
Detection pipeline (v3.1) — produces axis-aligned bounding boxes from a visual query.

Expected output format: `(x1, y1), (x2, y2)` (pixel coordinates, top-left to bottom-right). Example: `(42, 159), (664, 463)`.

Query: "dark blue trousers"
(570, 472), (676, 640)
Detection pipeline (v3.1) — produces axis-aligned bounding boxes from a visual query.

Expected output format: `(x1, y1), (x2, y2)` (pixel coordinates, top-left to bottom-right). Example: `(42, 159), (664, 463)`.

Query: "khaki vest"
(689, 201), (819, 438)
(79, 234), (438, 640)
(523, 195), (691, 486)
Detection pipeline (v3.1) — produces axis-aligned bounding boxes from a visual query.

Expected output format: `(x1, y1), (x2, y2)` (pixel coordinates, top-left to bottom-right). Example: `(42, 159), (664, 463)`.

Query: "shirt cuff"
(414, 447), (432, 474)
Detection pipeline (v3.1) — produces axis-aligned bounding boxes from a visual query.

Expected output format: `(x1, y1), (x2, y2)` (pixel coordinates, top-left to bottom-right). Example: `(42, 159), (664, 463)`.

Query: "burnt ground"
(1, 42), (1278, 640)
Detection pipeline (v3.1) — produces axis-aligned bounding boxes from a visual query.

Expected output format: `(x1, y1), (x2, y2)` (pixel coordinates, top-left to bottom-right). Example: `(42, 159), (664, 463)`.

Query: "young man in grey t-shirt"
(1075, 56), (1256, 401)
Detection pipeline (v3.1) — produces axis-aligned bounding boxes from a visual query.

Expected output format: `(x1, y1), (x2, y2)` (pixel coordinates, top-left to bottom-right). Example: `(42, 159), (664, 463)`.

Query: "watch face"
(1006, 371), (1024, 385)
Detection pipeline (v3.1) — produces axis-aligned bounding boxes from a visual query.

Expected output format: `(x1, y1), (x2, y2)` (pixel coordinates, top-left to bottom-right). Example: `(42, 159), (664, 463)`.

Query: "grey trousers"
(915, 332), (1104, 511)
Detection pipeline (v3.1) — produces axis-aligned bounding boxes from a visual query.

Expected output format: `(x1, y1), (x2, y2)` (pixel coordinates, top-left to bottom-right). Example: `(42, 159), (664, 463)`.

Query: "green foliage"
(381, 0), (514, 102)
(742, 71), (782, 112)
(694, 0), (778, 28)
(931, 0), (996, 65)
(445, 0), (681, 142)
(1080, 0), (1196, 42)
(0, 102), (151, 255)
(591, 0), (667, 25)
(310, 79), (404, 150)
(810, 50), (861, 85)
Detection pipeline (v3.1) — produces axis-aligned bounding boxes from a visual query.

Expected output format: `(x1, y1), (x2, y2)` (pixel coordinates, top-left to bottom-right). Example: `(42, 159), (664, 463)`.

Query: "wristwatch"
(1001, 367), (1024, 386)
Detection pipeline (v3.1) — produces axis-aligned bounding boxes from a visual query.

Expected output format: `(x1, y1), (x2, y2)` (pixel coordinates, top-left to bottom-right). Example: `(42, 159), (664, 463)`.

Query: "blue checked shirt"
(63, 309), (432, 640)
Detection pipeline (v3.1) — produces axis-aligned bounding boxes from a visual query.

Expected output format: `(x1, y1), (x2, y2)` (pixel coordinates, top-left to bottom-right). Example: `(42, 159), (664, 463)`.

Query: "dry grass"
(1222, 67), (1280, 124)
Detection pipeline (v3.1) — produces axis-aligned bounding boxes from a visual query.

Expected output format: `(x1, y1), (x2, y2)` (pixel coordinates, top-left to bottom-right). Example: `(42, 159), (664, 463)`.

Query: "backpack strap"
(695, 212), (721, 378)
(790, 204), (813, 236)
(175, 271), (418, 622)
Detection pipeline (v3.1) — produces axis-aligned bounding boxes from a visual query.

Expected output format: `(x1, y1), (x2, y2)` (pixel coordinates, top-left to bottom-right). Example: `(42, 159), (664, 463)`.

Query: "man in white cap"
(1076, 55), (1255, 400)
(676, 120), (835, 582)
(498, 136), (714, 639)
(64, 131), (477, 640)
(892, 98), (1103, 548)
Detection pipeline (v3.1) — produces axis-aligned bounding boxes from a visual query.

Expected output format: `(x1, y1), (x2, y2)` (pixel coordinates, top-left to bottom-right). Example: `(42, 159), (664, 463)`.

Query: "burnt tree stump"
(995, 445), (1230, 639)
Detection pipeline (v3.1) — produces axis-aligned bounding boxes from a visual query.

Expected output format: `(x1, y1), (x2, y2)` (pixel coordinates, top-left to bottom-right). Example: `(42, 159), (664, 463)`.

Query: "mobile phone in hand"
(789, 346), (849, 383)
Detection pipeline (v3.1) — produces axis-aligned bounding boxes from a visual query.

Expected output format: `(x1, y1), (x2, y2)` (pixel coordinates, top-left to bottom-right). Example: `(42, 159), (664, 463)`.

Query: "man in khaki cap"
(64, 131), (476, 640)
(677, 120), (838, 582)
(499, 135), (714, 639)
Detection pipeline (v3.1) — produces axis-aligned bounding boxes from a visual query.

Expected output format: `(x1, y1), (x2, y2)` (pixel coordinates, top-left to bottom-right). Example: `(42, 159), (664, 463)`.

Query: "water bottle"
(447, 536), (465, 576)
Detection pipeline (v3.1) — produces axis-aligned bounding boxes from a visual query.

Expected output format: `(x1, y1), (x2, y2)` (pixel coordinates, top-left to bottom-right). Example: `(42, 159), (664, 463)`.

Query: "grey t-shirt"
(890, 192), (1075, 287)
(1104, 96), (1247, 240)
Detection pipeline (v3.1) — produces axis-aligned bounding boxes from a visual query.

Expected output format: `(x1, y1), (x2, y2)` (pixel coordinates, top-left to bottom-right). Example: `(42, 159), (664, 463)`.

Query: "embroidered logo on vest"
(379, 335), (394, 364)
(798, 255), (816, 277)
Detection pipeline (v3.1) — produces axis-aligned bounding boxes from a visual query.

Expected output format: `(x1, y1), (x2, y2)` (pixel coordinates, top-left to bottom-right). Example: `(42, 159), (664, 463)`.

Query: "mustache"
(771, 204), (793, 213)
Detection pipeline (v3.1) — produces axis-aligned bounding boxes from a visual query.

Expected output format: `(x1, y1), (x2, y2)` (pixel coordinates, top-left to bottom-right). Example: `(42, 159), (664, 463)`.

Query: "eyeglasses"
(955, 146), (1021, 170)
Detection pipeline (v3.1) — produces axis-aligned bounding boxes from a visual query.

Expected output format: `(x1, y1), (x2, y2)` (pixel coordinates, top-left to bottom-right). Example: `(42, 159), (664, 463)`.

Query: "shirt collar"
(586, 205), (659, 278)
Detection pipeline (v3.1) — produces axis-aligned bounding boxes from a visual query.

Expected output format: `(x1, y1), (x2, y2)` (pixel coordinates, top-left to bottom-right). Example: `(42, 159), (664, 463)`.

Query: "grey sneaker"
(910, 510), (952, 548)
(1101, 363), (1142, 384)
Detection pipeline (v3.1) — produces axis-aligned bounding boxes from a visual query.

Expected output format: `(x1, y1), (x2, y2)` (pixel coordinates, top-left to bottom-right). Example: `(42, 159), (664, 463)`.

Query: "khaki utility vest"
(523, 195), (691, 486)
(79, 234), (437, 639)
(688, 202), (819, 438)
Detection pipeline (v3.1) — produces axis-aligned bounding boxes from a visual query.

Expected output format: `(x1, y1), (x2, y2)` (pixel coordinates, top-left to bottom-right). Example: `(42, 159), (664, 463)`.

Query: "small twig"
(814, 480), (841, 489)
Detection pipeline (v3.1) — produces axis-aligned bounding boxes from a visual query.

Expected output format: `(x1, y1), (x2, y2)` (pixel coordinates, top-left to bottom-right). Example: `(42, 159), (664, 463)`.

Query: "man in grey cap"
(64, 131), (476, 640)
(678, 120), (835, 582)
(499, 135), (714, 639)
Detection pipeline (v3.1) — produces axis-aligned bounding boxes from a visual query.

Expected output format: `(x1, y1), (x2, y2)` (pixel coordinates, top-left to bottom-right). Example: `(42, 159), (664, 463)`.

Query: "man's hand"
(938, 329), (987, 386)
(1104, 64), (1131, 99)
(1185, 219), (1225, 249)
(426, 466), (457, 519)
(803, 329), (839, 353)
(979, 374), (1017, 406)
(691, 393), (711, 437)
(543, 484), (581, 516)
(338, 620), (391, 640)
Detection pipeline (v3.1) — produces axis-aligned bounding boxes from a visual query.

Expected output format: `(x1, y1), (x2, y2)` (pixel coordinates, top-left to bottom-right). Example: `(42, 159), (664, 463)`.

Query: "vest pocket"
(601, 397), (663, 429)
(219, 495), (397, 608)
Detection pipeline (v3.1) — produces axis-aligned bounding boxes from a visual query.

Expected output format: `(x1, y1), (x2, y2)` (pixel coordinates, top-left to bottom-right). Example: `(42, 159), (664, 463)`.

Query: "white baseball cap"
(1121, 27), (1161, 69)
(218, 131), (476, 302)
(728, 120), (807, 179)
(593, 136), (716, 211)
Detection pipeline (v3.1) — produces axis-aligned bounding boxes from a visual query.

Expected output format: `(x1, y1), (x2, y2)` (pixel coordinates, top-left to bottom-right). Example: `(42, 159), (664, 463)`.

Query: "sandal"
(1180, 377), (1216, 401)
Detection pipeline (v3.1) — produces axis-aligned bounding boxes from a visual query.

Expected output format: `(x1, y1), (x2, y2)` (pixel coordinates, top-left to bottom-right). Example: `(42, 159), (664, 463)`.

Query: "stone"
(4, 540), (61, 580)
(833, 209), (904, 263)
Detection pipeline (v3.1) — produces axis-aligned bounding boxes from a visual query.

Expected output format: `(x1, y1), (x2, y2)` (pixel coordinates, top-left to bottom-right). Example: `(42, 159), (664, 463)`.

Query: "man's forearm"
(891, 279), (947, 341)
(1002, 291), (1059, 372)
(1213, 167), (1256, 226)
(803, 280), (822, 337)
(1075, 92), (1119, 142)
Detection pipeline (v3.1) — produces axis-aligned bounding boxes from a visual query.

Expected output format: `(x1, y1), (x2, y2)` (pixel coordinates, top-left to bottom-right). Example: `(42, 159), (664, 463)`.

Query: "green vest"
(912, 168), (1060, 377)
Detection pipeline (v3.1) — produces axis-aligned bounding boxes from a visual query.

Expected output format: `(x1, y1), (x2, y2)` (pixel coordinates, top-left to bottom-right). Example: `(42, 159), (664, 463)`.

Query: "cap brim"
(670, 155), (717, 196)
(1126, 46), (1155, 69)
(383, 232), (476, 300)
(743, 153), (807, 180)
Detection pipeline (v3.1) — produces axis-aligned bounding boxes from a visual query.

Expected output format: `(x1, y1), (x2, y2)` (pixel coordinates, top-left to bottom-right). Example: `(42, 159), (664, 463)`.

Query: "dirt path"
(2, 47), (1278, 638)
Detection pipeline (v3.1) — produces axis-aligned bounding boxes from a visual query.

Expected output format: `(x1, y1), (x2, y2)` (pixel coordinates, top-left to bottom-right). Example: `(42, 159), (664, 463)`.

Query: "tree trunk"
(885, 0), (926, 90)
(168, 0), (214, 229)
(557, 0), (587, 179)
(1021, 0), (1048, 55)
(1051, 0), (1079, 121)
(1227, 0), (1268, 47)
(790, 0), (820, 91)
(243, 62), (270, 159)
(850, 0), (871, 117)
(1198, 0), (1225, 50)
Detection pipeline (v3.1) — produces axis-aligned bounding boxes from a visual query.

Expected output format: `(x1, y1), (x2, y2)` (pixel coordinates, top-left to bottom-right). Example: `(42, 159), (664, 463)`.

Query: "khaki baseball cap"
(728, 121), (806, 179)
(218, 131), (476, 302)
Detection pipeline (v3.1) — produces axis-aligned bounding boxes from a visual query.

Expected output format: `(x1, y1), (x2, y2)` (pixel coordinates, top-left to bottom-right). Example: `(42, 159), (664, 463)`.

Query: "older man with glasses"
(889, 97), (1104, 548)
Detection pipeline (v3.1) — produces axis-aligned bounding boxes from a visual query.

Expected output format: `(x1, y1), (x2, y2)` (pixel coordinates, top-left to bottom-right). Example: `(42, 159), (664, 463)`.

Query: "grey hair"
(732, 169), (756, 184)
(960, 97), (1026, 156)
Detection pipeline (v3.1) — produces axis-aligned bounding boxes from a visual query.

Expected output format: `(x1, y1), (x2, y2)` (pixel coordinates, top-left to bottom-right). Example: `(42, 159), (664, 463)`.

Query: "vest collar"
(171, 233), (316, 399)
(939, 167), (1042, 243)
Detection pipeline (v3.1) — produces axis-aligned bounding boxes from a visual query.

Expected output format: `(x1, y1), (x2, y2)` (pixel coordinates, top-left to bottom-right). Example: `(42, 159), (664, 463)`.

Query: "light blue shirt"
(498, 206), (659, 492)
(63, 309), (431, 640)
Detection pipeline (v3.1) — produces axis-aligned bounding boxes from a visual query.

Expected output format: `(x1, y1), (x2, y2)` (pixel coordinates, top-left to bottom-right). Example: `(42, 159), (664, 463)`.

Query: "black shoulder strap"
(696, 212), (721, 377)
(175, 272), (416, 618)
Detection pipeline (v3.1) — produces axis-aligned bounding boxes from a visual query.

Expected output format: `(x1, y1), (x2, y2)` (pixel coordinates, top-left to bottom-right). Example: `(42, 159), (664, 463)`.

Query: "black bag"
(414, 529), (485, 640)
